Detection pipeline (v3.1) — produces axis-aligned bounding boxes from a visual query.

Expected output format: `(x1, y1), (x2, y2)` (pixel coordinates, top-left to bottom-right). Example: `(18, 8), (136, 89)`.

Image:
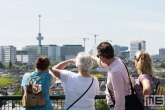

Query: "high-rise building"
(130, 40), (146, 60)
(159, 48), (165, 55)
(0, 45), (16, 63)
(113, 45), (121, 56)
(60, 45), (84, 61)
(120, 46), (128, 51)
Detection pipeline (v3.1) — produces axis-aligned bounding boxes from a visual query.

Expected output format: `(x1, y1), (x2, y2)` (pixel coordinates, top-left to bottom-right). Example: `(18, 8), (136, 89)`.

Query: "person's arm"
(141, 79), (151, 96)
(52, 59), (75, 79)
(91, 56), (108, 68)
(91, 56), (97, 63)
(49, 69), (56, 84)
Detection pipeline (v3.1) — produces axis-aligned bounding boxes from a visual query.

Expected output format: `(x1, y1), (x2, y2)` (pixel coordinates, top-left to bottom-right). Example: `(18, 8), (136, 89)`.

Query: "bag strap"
(66, 77), (94, 110)
(107, 61), (133, 106)
(121, 61), (135, 94)
(27, 73), (49, 96)
(106, 74), (115, 105)
(108, 88), (115, 106)
(28, 72), (44, 84)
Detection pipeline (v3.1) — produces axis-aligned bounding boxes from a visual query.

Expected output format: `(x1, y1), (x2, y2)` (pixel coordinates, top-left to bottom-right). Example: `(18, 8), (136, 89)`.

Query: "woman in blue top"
(21, 56), (56, 110)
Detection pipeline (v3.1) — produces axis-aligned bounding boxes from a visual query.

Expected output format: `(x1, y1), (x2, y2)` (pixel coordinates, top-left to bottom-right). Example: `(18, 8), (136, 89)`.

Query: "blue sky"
(0, 0), (165, 55)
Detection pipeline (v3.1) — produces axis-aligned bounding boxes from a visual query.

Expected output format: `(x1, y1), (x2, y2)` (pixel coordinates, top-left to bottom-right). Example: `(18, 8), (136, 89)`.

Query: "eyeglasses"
(97, 55), (100, 58)
(134, 55), (141, 62)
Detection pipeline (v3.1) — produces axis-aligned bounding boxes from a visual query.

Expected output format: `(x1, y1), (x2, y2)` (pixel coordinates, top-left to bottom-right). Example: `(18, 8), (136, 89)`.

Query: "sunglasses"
(134, 55), (142, 62)
(97, 55), (100, 58)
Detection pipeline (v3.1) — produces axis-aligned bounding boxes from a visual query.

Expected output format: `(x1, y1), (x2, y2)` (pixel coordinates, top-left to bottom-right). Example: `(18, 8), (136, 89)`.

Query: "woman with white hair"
(51, 52), (100, 110)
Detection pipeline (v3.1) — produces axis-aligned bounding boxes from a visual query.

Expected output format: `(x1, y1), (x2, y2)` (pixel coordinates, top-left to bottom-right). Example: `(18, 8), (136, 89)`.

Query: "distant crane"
(87, 33), (98, 45)
(75, 37), (89, 52)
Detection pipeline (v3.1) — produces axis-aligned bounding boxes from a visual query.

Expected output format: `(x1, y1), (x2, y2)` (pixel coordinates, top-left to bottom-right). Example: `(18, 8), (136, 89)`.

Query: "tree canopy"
(0, 77), (18, 88)
(157, 72), (165, 78)
(9, 60), (12, 68)
(0, 61), (4, 68)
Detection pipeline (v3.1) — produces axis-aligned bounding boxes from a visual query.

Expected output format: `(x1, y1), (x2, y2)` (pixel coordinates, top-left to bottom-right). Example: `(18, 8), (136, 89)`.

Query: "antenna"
(39, 15), (41, 33)
(36, 15), (44, 46)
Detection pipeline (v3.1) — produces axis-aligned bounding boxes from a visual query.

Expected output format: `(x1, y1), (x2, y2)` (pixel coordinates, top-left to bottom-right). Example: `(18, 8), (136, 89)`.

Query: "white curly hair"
(75, 52), (92, 71)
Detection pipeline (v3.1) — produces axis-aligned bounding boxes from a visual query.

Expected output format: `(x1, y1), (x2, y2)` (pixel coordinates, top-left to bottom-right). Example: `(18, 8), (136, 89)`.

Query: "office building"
(60, 45), (84, 61)
(120, 46), (128, 51)
(130, 40), (146, 61)
(151, 55), (165, 61)
(0, 45), (16, 63)
(159, 48), (165, 55)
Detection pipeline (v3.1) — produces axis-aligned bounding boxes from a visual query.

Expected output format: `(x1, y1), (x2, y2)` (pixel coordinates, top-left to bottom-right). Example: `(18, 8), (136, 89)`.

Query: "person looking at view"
(21, 56), (56, 110)
(91, 42), (131, 110)
(51, 52), (100, 110)
(134, 50), (157, 110)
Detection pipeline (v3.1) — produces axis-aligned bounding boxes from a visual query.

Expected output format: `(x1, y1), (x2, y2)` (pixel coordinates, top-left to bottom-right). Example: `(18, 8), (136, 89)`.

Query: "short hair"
(34, 56), (50, 71)
(135, 50), (154, 76)
(97, 42), (114, 59)
(76, 52), (92, 71)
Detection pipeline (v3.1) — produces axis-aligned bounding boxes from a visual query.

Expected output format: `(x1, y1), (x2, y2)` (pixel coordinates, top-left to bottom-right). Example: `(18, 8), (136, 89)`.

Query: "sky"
(0, 0), (165, 55)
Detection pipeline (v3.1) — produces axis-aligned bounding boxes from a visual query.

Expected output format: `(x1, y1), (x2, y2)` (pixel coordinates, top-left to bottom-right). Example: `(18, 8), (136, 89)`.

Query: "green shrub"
(158, 106), (165, 110)
(95, 99), (110, 110)
(0, 77), (17, 88)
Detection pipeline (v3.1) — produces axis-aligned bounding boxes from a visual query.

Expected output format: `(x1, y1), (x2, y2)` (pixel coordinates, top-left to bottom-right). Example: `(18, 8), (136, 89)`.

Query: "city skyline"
(0, 0), (165, 55)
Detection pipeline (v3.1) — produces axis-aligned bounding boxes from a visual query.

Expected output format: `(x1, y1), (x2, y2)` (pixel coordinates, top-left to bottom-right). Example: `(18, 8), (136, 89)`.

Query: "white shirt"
(60, 70), (100, 110)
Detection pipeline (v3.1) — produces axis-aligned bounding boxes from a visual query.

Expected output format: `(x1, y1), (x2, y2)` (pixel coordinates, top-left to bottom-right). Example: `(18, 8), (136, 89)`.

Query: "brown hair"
(34, 56), (50, 71)
(97, 42), (114, 59)
(135, 50), (154, 76)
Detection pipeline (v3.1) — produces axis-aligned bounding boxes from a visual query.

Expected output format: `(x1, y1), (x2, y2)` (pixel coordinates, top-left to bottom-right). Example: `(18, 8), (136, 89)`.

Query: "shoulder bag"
(122, 61), (144, 110)
(108, 61), (144, 110)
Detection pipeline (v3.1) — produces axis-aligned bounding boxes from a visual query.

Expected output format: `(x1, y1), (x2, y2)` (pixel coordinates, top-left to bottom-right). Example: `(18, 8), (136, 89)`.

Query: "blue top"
(21, 71), (54, 110)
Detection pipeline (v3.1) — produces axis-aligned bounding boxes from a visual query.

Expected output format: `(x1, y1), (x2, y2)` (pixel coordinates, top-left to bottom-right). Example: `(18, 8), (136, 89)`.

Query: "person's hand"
(68, 59), (76, 64)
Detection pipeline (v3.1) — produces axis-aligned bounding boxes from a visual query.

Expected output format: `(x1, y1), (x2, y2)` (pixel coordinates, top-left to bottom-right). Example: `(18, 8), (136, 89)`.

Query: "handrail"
(0, 95), (106, 100)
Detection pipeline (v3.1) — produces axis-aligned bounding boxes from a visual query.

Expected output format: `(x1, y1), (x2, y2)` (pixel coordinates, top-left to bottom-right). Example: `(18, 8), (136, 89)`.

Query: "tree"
(0, 77), (17, 88)
(157, 72), (165, 78)
(95, 99), (110, 110)
(65, 64), (76, 69)
(9, 60), (12, 69)
(3, 62), (9, 68)
(92, 62), (99, 69)
(0, 61), (4, 68)
(50, 60), (61, 67)
(160, 63), (165, 68)
(12, 64), (20, 68)
(53, 60), (61, 65)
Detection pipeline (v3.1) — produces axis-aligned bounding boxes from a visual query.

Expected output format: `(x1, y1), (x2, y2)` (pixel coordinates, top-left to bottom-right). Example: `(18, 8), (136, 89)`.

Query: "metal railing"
(0, 95), (106, 110)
